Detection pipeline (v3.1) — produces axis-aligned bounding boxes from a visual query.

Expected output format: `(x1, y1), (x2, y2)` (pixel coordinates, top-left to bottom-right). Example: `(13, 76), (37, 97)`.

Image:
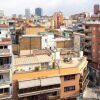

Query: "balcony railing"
(84, 49), (91, 53)
(0, 93), (11, 100)
(18, 88), (60, 98)
(85, 29), (91, 33)
(83, 79), (89, 91)
(0, 79), (10, 84)
(83, 69), (89, 83)
(0, 49), (11, 56)
(85, 36), (92, 40)
(0, 64), (10, 70)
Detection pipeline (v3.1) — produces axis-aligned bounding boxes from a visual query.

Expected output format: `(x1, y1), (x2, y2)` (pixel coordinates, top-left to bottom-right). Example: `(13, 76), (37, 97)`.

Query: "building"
(0, 23), (13, 99)
(0, 10), (4, 18)
(35, 8), (43, 16)
(84, 21), (100, 84)
(19, 35), (41, 54)
(73, 32), (85, 52)
(12, 50), (89, 100)
(53, 11), (64, 29)
(24, 25), (46, 35)
(39, 32), (56, 50)
(94, 4), (100, 15)
(54, 37), (73, 49)
(25, 9), (31, 19)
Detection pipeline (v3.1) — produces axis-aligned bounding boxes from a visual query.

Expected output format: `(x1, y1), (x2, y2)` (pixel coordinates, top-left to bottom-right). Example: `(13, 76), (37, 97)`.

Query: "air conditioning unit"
(63, 57), (72, 62)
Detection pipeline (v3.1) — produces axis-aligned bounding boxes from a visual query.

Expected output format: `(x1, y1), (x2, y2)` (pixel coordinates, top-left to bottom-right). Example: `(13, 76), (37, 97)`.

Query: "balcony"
(83, 79), (89, 91)
(0, 93), (11, 100)
(85, 29), (91, 33)
(0, 64), (10, 70)
(85, 36), (92, 41)
(83, 69), (89, 83)
(85, 42), (92, 47)
(84, 49), (91, 53)
(18, 88), (60, 98)
(0, 79), (10, 84)
(0, 49), (11, 57)
(87, 56), (92, 61)
(0, 38), (12, 45)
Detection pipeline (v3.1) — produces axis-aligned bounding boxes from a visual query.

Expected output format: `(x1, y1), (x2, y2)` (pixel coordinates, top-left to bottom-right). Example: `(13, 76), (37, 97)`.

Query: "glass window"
(0, 75), (3, 80)
(64, 86), (75, 92)
(64, 74), (75, 81)
(0, 46), (3, 49)
(0, 89), (3, 94)
(4, 88), (9, 93)
(4, 46), (7, 49)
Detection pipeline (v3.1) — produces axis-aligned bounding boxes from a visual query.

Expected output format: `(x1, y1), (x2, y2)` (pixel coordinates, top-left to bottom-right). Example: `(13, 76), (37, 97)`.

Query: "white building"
(25, 9), (31, 19)
(40, 32), (56, 50)
(0, 23), (12, 99)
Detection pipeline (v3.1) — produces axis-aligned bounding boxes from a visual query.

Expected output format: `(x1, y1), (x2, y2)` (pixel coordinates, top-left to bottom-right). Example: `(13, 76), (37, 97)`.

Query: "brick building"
(84, 21), (100, 83)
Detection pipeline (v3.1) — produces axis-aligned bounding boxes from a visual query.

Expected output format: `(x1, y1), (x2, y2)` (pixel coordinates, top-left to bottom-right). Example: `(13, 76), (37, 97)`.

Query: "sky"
(0, 0), (100, 16)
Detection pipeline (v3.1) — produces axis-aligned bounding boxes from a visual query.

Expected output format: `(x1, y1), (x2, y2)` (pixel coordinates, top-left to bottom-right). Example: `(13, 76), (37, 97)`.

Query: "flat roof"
(21, 35), (41, 38)
(13, 57), (88, 81)
(14, 55), (52, 66)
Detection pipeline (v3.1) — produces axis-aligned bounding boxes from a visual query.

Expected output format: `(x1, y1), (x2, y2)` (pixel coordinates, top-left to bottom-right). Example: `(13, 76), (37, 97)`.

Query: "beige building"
(12, 51), (89, 100)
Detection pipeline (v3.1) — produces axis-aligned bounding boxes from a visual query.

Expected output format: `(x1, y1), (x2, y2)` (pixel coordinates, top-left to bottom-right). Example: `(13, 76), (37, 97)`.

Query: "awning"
(19, 79), (40, 89)
(41, 77), (61, 86)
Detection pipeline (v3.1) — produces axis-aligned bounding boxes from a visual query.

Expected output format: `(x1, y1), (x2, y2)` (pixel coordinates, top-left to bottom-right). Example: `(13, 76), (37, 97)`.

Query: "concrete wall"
(20, 37), (41, 50)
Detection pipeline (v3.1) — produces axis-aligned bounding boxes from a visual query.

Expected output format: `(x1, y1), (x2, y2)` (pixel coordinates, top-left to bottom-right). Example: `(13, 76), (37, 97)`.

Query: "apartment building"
(84, 21), (100, 84)
(12, 50), (88, 100)
(53, 11), (64, 29)
(73, 32), (85, 52)
(0, 23), (12, 99)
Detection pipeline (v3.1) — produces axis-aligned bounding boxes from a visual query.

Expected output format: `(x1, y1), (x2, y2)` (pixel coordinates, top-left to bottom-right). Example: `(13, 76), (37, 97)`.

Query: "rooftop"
(13, 55), (87, 81)
(21, 35), (41, 38)
(14, 55), (52, 66)
(86, 21), (100, 24)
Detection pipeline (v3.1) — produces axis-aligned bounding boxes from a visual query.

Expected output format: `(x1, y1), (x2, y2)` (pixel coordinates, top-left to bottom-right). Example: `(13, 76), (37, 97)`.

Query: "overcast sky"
(0, 0), (100, 16)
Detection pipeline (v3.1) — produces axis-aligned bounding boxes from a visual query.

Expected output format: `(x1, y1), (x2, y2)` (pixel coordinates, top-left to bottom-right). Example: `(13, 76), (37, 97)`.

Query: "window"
(98, 43), (100, 45)
(4, 46), (7, 49)
(0, 89), (3, 94)
(4, 88), (9, 93)
(45, 39), (47, 42)
(64, 74), (75, 81)
(64, 86), (75, 92)
(92, 34), (95, 38)
(93, 27), (95, 31)
(93, 49), (95, 52)
(0, 46), (3, 49)
(0, 75), (3, 80)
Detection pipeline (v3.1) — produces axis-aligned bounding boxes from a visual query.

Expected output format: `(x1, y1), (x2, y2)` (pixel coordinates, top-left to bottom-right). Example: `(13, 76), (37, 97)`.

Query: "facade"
(19, 35), (41, 55)
(73, 32), (85, 52)
(40, 32), (56, 50)
(0, 24), (12, 99)
(12, 51), (89, 100)
(25, 25), (46, 35)
(35, 8), (43, 16)
(25, 9), (31, 19)
(84, 21), (100, 83)
(53, 12), (64, 29)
